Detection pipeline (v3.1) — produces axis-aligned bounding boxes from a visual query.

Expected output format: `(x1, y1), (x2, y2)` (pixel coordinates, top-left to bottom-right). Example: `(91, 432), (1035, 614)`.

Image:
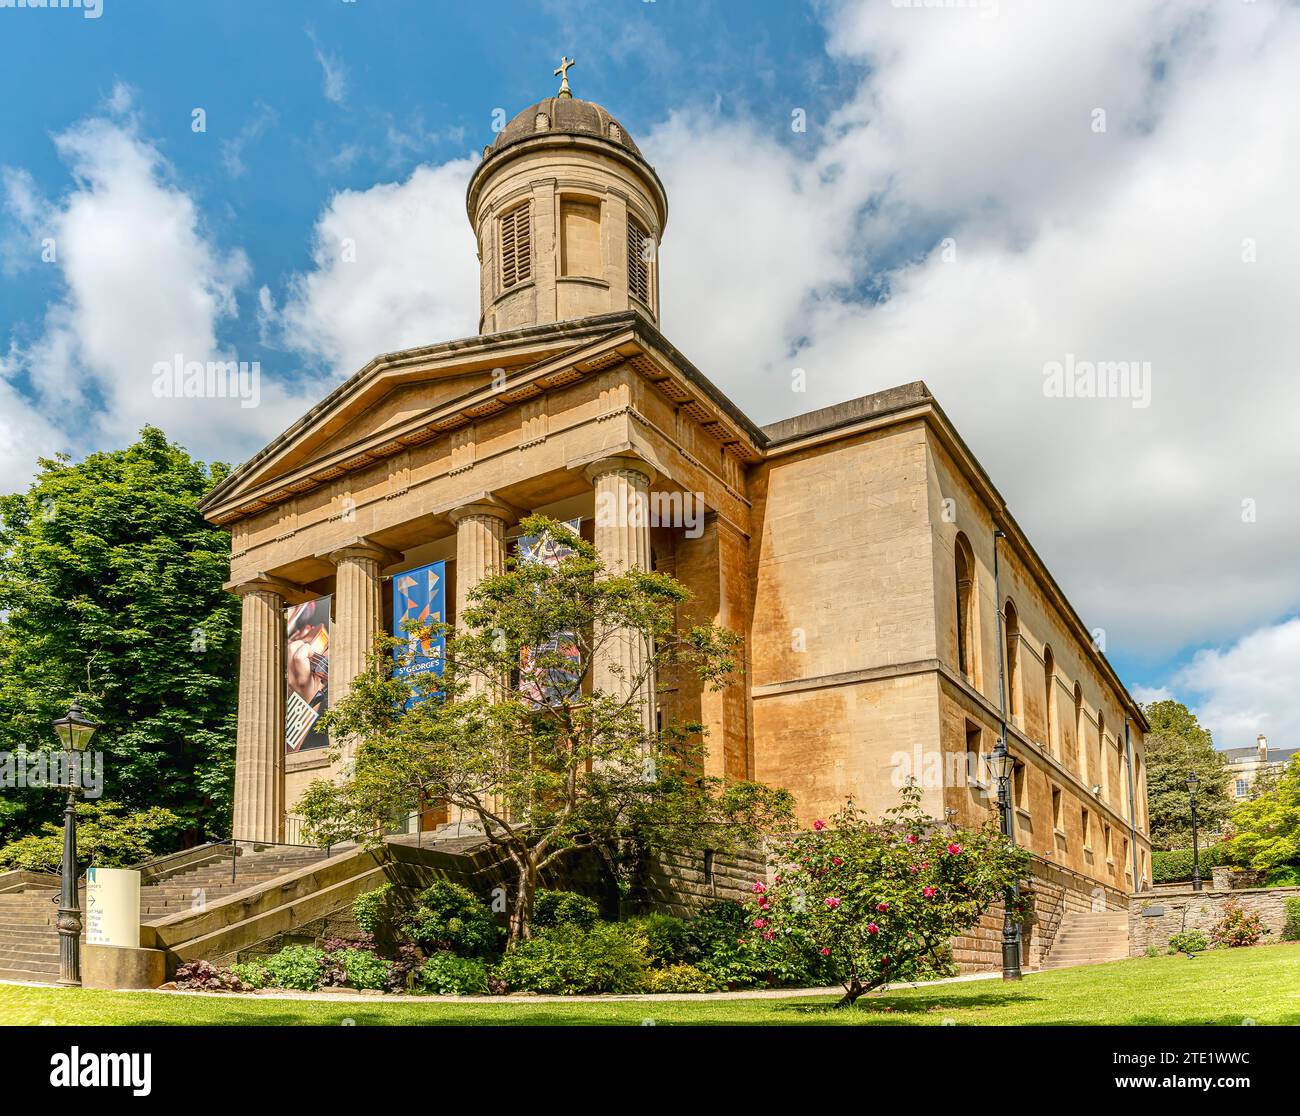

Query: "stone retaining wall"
(1129, 884), (1300, 957)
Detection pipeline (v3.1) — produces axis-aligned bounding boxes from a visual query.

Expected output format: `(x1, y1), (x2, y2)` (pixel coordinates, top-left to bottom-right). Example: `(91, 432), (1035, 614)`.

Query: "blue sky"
(3, 0), (1299, 748)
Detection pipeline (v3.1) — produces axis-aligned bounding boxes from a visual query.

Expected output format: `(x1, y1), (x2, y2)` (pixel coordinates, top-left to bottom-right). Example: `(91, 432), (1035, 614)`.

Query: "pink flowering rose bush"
(751, 783), (1029, 1006)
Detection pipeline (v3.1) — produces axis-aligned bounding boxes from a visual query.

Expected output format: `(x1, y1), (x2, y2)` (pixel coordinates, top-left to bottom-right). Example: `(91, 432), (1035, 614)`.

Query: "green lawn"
(3, 943), (1299, 1026)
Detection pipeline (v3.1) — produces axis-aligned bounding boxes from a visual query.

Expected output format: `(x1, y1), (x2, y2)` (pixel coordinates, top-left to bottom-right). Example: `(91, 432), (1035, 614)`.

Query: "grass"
(3, 943), (1299, 1026)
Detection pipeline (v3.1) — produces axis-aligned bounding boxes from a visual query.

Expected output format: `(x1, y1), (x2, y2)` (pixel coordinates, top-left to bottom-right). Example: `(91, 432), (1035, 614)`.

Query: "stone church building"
(200, 75), (1152, 950)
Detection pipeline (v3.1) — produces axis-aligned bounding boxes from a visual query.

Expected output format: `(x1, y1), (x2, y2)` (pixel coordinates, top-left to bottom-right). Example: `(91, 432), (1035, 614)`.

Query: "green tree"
(300, 515), (793, 945)
(0, 427), (238, 845)
(1142, 699), (1232, 849)
(1228, 753), (1300, 873)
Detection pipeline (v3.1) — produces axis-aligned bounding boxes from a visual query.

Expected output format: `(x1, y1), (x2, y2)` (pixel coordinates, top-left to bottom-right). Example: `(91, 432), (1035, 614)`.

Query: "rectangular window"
(1235, 778), (1249, 798)
(499, 202), (532, 289)
(1103, 823), (1113, 861)
(627, 216), (651, 305)
(965, 723), (983, 787)
(1013, 760), (1028, 811)
(1051, 786), (1063, 831)
(1081, 807), (1091, 850)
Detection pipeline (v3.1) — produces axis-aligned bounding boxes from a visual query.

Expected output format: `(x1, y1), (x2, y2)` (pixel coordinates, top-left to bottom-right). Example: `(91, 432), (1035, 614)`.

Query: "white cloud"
(651, 0), (1300, 659)
(307, 30), (348, 106)
(1173, 618), (1300, 749)
(267, 159), (479, 378)
(0, 83), (325, 489)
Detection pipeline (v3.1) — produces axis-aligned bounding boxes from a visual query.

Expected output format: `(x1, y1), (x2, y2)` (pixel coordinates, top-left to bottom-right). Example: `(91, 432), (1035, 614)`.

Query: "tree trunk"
(507, 859), (538, 947)
(836, 978), (866, 1007)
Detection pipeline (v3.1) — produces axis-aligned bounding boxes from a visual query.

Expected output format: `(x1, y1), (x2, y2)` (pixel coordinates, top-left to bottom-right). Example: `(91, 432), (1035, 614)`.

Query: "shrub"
(401, 880), (502, 959)
(352, 884), (398, 937)
(173, 960), (249, 992)
(1150, 844), (1231, 884)
(1283, 898), (1300, 942)
(229, 960), (271, 989)
(336, 948), (392, 991)
(1209, 900), (1265, 949)
(629, 913), (693, 968)
(532, 889), (599, 932)
(688, 899), (779, 989)
(754, 786), (1030, 1004)
(259, 945), (327, 990)
(1168, 929), (1209, 954)
(494, 923), (648, 994)
(417, 952), (490, 995)
(642, 963), (718, 994)
(1265, 865), (1300, 888)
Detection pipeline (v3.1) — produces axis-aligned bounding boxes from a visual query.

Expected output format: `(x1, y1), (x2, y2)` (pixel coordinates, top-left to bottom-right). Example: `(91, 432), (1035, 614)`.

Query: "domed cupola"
(467, 57), (669, 334)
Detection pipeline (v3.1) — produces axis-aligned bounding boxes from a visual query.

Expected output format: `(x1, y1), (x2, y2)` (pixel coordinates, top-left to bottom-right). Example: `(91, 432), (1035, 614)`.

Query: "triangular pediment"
(200, 316), (643, 524)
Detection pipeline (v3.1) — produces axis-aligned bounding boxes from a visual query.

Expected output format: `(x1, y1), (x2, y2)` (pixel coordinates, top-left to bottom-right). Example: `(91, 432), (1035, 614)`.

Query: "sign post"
(85, 866), (141, 949)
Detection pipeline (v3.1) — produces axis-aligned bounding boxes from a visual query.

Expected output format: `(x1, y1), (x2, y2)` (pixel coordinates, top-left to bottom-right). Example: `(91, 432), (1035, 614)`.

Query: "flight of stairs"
(0, 846), (328, 985)
(1038, 909), (1130, 970)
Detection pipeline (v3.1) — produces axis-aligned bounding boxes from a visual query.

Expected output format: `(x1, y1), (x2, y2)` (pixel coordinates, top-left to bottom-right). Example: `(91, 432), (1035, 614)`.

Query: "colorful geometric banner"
(392, 561), (446, 705)
(286, 596), (330, 753)
(517, 520), (582, 706)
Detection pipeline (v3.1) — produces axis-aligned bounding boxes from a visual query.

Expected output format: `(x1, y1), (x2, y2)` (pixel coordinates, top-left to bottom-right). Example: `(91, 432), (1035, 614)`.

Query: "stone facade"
(200, 81), (1151, 947)
(1129, 885), (1300, 957)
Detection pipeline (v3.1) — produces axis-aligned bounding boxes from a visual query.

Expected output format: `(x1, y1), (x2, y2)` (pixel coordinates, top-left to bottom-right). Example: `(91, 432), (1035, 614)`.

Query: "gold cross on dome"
(554, 55), (576, 98)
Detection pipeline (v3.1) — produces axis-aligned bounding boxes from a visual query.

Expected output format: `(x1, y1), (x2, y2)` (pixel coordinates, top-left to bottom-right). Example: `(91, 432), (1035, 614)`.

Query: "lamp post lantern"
(50, 700), (100, 986)
(1185, 771), (1203, 893)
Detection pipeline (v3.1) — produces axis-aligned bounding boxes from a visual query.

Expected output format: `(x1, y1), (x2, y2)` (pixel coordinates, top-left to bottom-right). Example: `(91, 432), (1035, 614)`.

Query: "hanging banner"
(393, 561), (446, 705)
(286, 596), (331, 753)
(517, 520), (582, 706)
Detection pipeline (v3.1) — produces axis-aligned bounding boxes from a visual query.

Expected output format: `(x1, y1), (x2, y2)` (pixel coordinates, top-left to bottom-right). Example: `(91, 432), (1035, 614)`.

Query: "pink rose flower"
(820, 947), (831, 956)
(832, 856), (843, 866)
(752, 881), (766, 894)
(923, 886), (937, 898)
(947, 843), (962, 856)
(876, 902), (890, 913)
(867, 923), (880, 935)
(753, 918), (767, 929)
(906, 834), (919, 844)
(813, 819), (826, 831)
(824, 897), (842, 909)
(763, 931), (775, 941)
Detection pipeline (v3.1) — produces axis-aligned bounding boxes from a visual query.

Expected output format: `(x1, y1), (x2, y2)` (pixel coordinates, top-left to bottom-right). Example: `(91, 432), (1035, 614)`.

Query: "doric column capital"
(447, 495), (521, 527)
(224, 573), (314, 603)
(320, 537), (401, 569)
(584, 454), (656, 488)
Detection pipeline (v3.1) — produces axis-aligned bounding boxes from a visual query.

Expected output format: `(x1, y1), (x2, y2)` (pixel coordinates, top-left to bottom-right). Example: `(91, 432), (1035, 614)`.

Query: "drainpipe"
(1124, 718), (1141, 892)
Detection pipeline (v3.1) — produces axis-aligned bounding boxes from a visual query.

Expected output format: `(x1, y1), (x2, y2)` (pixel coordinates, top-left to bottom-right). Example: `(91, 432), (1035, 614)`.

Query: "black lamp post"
(987, 746), (1022, 980)
(989, 527), (1022, 981)
(1186, 771), (1203, 893)
(50, 700), (101, 986)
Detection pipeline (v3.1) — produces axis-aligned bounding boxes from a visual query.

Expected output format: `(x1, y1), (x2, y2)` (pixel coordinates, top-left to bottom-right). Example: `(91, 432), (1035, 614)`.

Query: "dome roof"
(490, 96), (643, 159)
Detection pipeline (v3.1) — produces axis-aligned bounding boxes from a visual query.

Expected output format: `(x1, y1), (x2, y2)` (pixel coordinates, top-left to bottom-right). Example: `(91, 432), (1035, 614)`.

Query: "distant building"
(1222, 735), (1298, 800)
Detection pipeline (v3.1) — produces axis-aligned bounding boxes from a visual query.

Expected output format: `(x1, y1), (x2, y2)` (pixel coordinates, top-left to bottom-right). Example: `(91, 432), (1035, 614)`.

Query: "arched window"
(1097, 710), (1107, 796)
(954, 533), (978, 684)
(1072, 683), (1083, 773)
(1043, 645), (1057, 756)
(1003, 599), (1021, 722)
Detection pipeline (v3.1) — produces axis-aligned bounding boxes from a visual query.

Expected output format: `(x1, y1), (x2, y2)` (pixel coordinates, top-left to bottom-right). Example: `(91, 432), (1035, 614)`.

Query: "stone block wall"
(1129, 885), (1300, 957)
(636, 847), (769, 918)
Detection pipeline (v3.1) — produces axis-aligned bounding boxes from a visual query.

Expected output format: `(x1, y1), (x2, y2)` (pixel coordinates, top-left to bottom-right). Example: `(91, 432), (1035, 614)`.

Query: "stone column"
(231, 580), (287, 843)
(586, 455), (657, 741)
(327, 540), (397, 763)
(449, 501), (512, 667)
